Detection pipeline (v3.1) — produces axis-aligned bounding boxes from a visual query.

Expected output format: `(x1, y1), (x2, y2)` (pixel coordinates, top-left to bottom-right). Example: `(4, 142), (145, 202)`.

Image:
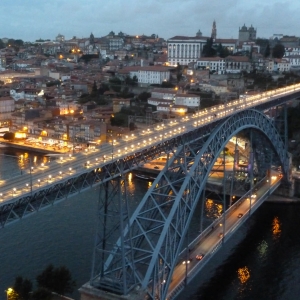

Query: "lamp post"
(111, 139), (116, 160)
(5, 288), (14, 300)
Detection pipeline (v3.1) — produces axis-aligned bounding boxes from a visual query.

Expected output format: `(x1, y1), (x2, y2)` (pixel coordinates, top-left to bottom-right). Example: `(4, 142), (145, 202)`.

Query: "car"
(219, 232), (224, 238)
(238, 213), (243, 218)
(196, 254), (204, 260)
(182, 260), (190, 265)
(154, 166), (159, 169)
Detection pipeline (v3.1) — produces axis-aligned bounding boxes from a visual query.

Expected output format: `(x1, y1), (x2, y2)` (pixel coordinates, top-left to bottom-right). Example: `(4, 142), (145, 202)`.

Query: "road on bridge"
(167, 173), (282, 297)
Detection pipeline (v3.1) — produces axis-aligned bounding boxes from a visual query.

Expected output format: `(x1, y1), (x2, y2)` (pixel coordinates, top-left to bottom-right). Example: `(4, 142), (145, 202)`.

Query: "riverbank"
(0, 140), (70, 155)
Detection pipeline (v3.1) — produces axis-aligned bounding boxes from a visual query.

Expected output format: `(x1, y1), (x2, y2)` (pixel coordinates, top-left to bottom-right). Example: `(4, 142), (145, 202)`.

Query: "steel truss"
(0, 118), (219, 228)
(91, 109), (289, 300)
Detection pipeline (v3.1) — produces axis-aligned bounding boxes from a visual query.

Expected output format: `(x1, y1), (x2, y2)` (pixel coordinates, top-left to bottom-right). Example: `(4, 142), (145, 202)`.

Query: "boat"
(134, 173), (156, 181)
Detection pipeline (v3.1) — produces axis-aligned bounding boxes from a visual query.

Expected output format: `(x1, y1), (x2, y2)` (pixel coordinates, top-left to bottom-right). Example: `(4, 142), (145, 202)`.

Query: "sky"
(1, 0), (299, 42)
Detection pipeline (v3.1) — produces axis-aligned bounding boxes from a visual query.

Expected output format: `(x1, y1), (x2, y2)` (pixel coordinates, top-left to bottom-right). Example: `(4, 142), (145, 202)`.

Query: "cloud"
(0, 0), (299, 41)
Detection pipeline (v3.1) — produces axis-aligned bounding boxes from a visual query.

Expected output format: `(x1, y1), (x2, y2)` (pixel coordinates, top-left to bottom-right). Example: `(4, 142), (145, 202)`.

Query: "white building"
(149, 88), (200, 108)
(167, 36), (207, 66)
(157, 104), (187, 114)
(167, 34), (238, 66)
(286, 55), (300, 67)
(151, 88), (177, 100)
(119, 66), (171, 85)
(195, 57), (226, 74)
(109, 38), (124, 51)
(273, 58), (290, 72)
(284, 47), (300, 57)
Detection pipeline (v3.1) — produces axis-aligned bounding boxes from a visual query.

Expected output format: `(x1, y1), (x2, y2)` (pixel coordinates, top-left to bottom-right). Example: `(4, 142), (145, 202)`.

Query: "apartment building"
(195, 57), (226, 74)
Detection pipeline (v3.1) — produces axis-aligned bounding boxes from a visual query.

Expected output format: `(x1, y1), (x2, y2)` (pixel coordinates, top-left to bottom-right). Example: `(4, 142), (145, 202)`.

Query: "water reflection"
(257, 240), (268, 258)
(272, 216), (281, 238)
(237, 266), (250, 284)
(205, 198), (223, 219)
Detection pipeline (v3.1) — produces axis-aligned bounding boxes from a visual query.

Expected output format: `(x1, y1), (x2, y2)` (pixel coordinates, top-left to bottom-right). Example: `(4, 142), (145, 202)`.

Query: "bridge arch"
(94, 109), (289, 299)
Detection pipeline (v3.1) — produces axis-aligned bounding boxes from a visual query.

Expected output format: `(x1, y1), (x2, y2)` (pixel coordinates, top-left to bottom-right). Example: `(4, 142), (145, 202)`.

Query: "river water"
(0, 148), (300, 300)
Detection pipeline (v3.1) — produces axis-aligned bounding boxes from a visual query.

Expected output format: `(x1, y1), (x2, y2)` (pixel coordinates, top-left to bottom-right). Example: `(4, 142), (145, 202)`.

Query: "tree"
(202, 38), (217, 57)
(138, 91), (151, 102)
(31, 288), (52, 300)
(264, 44), (271, 58)
(109, 76), (122, 92)
(91, 80), (98, 95)
(3, 132), (15, 141)
(98, 82), (110, 95)
(176, 63), (183, 82)
(13, 276), (32, 300)
(132, 75), (138, 86)
(272, 44), (285, 59)
(36, 264), (76, 295)
(0, 39), (5, 49)
(14, 39), (24, 47)
(255, 38), (270, 55)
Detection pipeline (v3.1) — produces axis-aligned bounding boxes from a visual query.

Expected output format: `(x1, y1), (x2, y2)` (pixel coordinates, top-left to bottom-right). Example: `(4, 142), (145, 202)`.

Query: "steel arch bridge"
(91, 109), (290, 300)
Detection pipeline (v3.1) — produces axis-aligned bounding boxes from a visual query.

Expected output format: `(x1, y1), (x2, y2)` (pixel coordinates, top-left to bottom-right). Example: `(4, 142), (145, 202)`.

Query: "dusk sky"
(1, 0), (299, 42)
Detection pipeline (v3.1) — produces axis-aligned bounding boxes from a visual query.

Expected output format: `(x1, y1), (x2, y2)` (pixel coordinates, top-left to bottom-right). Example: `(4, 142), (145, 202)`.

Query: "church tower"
(211, 20), (217, 40)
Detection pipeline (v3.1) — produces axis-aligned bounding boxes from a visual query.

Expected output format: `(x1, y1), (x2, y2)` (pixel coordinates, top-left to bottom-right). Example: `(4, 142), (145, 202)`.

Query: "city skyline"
(1, 0), (300, 42)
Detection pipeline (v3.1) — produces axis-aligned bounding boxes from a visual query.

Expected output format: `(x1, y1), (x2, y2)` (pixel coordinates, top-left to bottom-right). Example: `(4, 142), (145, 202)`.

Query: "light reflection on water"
(205, 198), (223, 219)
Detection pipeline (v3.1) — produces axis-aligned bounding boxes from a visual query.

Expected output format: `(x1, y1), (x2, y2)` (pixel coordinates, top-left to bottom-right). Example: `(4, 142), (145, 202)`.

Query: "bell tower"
(211, 20), (217, 40)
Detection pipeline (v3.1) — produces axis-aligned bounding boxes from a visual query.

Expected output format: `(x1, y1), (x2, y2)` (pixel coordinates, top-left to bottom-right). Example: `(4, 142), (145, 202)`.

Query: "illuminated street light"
(38, 179), (41, 187)
(5, 287), (14, 300)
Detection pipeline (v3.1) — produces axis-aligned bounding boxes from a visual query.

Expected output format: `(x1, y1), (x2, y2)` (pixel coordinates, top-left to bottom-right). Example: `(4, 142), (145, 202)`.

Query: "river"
(0, 147), (300, 300)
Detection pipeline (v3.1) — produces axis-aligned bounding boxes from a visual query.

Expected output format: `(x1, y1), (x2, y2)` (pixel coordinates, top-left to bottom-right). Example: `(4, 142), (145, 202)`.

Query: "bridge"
(1, 84), (300, 300)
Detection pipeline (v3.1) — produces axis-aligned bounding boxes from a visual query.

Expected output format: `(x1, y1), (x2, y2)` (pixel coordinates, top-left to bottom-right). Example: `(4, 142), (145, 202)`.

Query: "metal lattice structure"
(91, 109), (289, 300)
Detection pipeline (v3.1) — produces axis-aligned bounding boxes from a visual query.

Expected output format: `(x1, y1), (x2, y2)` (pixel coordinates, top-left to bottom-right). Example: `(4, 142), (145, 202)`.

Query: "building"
(225, 56), (251, 73)
(119, 66), (172, 85)
(211, 20), (217, 40)
(167, 35), (207, 66)
(167, 30), (237, 67)
(238, 24), (256, 41)
(195, 57), (226, 74)
(112, 98), (131, 113)
(286, 55), (300, 68)
(148, 88), (200, 109)
(273, 58), (290, 73)
(55, 33), (65, 42)
(109, 37), (124, 51)
(0, 54), (5, 70)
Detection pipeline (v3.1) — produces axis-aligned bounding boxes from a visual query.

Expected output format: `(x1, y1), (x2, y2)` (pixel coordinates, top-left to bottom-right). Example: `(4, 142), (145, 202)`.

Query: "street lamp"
(111, 139), (116, 160)
(5, 287), (14, 300)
